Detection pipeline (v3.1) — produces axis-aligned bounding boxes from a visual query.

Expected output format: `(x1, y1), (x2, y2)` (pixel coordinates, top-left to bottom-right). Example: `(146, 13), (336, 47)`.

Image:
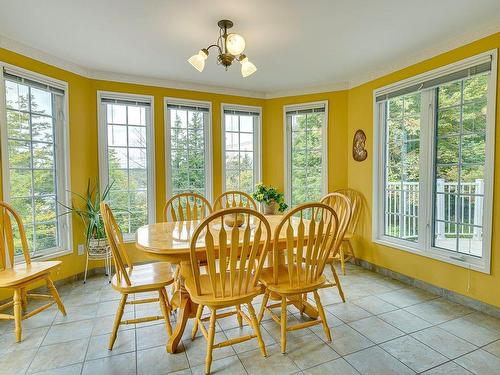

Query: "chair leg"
(313, 290), (331, 342)
(280, 296), (287, 354)
(347, 240), (356, 264)
(236, 304), (243, 328)
(330, 263), (346, 303)
(13, 289), (22, 343)
(158, 288), (173, 336)
(205, 308), (216, 374)
(258, 290), (270, 323)
(109, 293), (127, 350)
(83, 251), (89, 284)
(20, 288), (28, 312)
(340, 246), (346, 275)
(46, 277), (66, 315)
(248, 302), (266, 357)
(192, 304), (204, 340)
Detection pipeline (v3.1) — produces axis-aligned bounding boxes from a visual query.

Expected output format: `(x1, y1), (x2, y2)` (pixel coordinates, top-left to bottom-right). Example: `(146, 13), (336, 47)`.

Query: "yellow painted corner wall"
(347, 32), (500, 307)
(262, 91), (349, 192)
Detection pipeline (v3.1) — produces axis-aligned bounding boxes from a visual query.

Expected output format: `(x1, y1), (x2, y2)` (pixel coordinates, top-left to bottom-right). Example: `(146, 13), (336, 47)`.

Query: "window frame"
(97, 91), (156, 240)
(373, 50), (497, 273)
(0, 62), (72, 261)
(164, 97), (213, 202)
(283, 100), (329, 206)
(221, 103), (262, 193)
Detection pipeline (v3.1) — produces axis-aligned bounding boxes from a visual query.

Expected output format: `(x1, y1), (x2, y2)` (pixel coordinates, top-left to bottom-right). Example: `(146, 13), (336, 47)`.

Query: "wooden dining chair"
(334, 188), (363, 274)
(319, 192), (353, 301)
(100, 202), (174, 350)
(186, 207), (271, 374)
(0, 201), (66, 343)
(163, 192), (213, 222)
(213, 191), (257, 211)
(258, 202), (339, 353)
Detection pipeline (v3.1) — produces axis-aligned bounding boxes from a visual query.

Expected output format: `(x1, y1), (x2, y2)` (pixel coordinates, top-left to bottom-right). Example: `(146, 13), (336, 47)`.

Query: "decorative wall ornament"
(353, 129), (368, 161)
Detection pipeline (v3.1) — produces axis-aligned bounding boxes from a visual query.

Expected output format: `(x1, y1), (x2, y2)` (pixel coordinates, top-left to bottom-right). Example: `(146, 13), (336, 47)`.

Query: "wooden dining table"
(136, 214), (320, 354)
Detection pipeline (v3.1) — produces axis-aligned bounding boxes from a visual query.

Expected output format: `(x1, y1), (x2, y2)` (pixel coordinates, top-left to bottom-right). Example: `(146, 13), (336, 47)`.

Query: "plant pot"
(87, 237), (110, 257)
(263, 202), (277, 215)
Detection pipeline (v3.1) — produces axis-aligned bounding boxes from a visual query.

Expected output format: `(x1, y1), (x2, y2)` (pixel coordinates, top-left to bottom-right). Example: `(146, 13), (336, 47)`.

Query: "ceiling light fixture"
(188, 19), (257, 77)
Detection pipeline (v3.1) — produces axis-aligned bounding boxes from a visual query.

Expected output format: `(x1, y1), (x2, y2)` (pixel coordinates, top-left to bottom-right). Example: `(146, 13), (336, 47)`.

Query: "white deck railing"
(385, 179), (483, 240)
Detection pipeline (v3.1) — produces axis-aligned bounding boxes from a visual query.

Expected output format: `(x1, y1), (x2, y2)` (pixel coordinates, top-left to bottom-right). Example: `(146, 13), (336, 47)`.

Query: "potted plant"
(253, 184), (288, 215)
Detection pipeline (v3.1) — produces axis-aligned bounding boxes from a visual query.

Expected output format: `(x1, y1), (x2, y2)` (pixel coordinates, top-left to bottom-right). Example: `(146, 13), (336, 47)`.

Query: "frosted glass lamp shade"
(226, 33), (246, 55)
(240, 56), (257, 77)
(188, 50), (208, 72)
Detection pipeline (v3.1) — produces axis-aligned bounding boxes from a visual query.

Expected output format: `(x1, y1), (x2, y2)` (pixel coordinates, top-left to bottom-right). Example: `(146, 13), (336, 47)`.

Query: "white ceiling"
(0, 0), (499, 97)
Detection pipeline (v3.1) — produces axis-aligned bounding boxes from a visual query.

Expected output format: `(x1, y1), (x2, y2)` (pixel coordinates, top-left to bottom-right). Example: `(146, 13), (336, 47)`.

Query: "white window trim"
(221, 103), (262, 192)
(97, 91), (156, 241)
(283, 100), (329, 205)
(164, 97), (213, 202)
(0, 62), (73, 261)
(372, 49), (497, 274)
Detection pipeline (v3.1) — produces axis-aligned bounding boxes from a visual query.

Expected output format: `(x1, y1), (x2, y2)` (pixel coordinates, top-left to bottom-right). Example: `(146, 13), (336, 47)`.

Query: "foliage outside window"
(98, 94), (154, 237)
(375, 51), (496, 272)
(285, 103), (327, 207)
(1, 71), (70, 258)
(165, 100), (211, 199)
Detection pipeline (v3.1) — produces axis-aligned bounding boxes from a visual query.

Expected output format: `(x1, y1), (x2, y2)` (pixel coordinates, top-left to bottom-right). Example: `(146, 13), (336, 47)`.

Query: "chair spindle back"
(189, 208), (271, 300)
(213, 191), (257, 211)
(321, 193), (353, 254)
(163, 193), (213, 222)
(0, 201), (31, 269)
(334, 189), (362, 236)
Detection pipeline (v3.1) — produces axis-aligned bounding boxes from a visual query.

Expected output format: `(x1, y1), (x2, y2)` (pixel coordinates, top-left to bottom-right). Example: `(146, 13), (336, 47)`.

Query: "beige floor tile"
(325, 302), (371, 323)
(136, 322), (170, 351)
(20, 307), (58, 330)
(303, 357), (360, 374)
(454, 349), (500, 375)
(326, 324), (374, 356)
(351, 295), (398, 315)
(137, 345), (189, 375)
(262, 314), (312, 342)
(30, 363), (83, 375)
(483, 339), (500, 357)
(349, 316), (404, 344)
(238, 343), (300, 375)
(404, 298), (473, 325)
(380, 335), (447, 373)
(344, 346), (415, 375)
(0, 348), (38, 375)
(53, 303), (98, 325)
(183, 331), (236, 367)
(96, 299), (134, 318)
(28, 338), (88, 373)
(439, 313), (500, 346)
(378, 288), (437, 308)
(90, 311), (135, 336)
(378, 308), (432, 333)
(0, 326), (48, 355)
(191, 355), (247, 375)
(285, 332), (339, 370)
(82, 351), (136, 375)
(411, 326), (477, 359)
(86, 329), (136, 361)
(42, 319), (93, 346)
(421, 361), (473, 375)
(224, 324), (275, 354)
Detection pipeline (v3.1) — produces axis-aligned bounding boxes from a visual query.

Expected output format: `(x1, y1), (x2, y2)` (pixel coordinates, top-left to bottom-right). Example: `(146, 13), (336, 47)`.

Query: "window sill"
(15, 248), (73, 264)
(372, 237), (490, 275)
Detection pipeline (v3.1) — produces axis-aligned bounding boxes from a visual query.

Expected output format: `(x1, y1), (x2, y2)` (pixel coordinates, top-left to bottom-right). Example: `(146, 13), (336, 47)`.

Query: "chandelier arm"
(206, 44), (222, 55)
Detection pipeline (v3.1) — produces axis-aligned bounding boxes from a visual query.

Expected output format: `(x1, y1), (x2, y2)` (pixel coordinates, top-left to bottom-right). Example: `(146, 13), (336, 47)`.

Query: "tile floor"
(1, 263), (499, 375)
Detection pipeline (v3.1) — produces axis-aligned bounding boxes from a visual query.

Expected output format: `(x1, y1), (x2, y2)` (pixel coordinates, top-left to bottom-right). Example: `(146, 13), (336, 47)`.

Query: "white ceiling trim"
(2, 25), (499, 99)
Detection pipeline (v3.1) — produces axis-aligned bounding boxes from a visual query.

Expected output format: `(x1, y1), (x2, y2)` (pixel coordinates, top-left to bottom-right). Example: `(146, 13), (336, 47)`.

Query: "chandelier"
(188, 19), (257, 77)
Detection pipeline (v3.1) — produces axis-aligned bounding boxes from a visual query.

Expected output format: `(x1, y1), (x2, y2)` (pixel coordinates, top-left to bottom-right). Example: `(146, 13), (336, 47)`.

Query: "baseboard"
(356, 259), (500, 319)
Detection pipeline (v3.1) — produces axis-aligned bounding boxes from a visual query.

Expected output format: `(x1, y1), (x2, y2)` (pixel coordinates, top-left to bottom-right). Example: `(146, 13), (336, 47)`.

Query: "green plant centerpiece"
(60, 180), (113, 256)
(252, 184), (288, 215)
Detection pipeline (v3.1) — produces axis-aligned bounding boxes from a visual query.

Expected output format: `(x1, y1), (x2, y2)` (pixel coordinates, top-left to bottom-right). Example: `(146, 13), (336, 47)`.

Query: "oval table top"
(136, 214), (308, 257)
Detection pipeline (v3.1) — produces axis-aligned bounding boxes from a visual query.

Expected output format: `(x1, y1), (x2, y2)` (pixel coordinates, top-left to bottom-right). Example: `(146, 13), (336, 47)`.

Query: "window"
(165, 98), (212, 200)
(284, 101), (328, 207)
(0, 65), (71, 258)
(374, 51), (497, 272)
(98, 92), (155, 238)
(222, 104), (261, 194)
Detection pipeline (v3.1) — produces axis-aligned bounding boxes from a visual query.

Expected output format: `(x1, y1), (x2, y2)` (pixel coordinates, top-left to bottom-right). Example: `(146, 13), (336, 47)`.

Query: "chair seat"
(185, 271), (262, 308)
(0, 261), (61, 287)
(112, 262), (174, 292)
(259, 265), (326, 295)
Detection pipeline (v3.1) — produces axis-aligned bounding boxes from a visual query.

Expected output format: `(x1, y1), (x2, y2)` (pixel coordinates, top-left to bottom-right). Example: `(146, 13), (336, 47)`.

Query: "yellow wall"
(1, 32), (499, 307)
(347, 32), (500, 307)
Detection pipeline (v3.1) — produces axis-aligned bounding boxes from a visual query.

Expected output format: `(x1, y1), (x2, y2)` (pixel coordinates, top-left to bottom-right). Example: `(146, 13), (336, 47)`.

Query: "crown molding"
(264, 82), (349, 99)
